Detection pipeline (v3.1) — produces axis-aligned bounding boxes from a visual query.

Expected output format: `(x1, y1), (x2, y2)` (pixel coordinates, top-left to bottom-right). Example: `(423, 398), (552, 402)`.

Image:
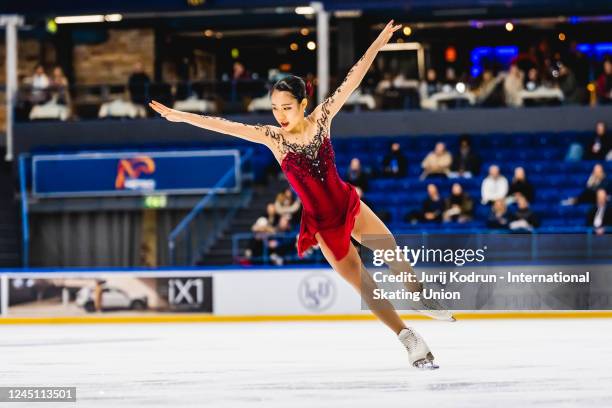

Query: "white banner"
(213, 268), (367, 316)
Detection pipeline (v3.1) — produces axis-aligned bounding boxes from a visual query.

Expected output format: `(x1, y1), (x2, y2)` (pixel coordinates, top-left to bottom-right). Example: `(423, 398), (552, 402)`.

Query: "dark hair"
(271, 75), (311, 102)
(459, 134), (471, 145)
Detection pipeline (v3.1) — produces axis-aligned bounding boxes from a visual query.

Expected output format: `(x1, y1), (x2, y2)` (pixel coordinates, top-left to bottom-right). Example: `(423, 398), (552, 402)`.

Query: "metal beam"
(312, 2), (329, 104)
(1, 15), (25, 162)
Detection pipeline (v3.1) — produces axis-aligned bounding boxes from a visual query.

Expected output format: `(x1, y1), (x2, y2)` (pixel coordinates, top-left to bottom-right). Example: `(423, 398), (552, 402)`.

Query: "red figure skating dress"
(279, 129), (361, 262)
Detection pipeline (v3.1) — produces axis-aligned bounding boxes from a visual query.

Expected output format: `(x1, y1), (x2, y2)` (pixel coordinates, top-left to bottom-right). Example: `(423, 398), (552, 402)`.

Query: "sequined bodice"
(280, 135), (352, 220)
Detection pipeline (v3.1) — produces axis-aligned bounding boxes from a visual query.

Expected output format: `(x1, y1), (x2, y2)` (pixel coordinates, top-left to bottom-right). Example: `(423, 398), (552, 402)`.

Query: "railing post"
(18, 155), (29, 267)
(1, 274), (9, 317)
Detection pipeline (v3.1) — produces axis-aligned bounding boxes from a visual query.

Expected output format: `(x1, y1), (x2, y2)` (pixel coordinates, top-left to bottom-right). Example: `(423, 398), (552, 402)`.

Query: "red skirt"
(296, 185), (361, 262)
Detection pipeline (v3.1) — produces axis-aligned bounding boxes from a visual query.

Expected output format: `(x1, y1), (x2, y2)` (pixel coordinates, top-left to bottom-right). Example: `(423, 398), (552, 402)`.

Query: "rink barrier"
(2, 268), (612, 320)
(1, 311), (612, 324)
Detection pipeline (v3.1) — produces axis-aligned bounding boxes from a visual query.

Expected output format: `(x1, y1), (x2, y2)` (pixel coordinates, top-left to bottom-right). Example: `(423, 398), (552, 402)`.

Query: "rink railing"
(168, 149), (254, 266)
(231, 228), (605, 265)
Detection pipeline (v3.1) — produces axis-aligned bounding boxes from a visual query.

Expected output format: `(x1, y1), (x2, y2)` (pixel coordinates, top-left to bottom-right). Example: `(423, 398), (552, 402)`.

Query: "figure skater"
(150, 20), (454, 369)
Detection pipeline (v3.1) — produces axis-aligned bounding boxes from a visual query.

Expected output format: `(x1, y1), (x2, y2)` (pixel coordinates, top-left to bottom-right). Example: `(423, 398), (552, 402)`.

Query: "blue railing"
(168, 148), (254, 265)
(18, 154), (30, 267)
(232, 227), (607, 266)
(232, 231), (324, 265)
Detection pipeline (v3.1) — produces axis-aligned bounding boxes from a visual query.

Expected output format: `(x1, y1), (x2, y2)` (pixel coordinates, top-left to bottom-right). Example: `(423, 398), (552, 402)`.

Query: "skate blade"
(413, 353), (439, 370)
(413, 359), (439, 370)
(414, 309), (456, 322)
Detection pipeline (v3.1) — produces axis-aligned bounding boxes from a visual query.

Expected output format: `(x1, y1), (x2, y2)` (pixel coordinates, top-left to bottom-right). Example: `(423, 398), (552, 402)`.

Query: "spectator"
(346, 158), (369, 192)
(509, 194), (539, 232)
(264, 202), (280, 228)
(232, 61), (250, 80)
(565, 164), (608, 205)
(50, 66), (70, 106)
(473, 69), (502, 106)
(557, 61), (578, 104)
(584, 121), (611, 161)
(507, 166), (535, 204)
(443, 183), (473, 223)
(127, 61), (151, 106)
(524, 67), (541, 91)
(596, 59), (612, 105)
(450, 134), (480, 178)
(382, 142), (407, 178)
(268, 215), (294, 266)
(419, 68), (442, 100)
(442, 67), (457, 91)
(420, 142), (452, 180)
(375, 72), (394, 95)
(246, 204), (278, 263)
(587, 189), (612, 235)
(274, 188), (301, 221)
(28, 64), (50, 105)
(407, 184), (444, 223)
(481, 165), (509, 204)
(487, 199), (510, 229)
(503, 64), (524, 107)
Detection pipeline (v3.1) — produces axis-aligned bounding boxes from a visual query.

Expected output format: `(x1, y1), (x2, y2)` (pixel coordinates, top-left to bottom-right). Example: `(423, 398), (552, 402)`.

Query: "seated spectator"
(507, 166), (534, 204)
(503, 64), (524, 107)
(375, 72), (394, 95)
(584, 121), (611, 161)
(587, 189), (612, 235)
(419, 68), (443, 101)
(382, 142), (407, 178)
(442, 67), (457, 91)
(128, 61), (151, 106)
(28, 64), (50, 105)
(420, 142), (452, 180)
(245, 203), (278, 263)
(481, 165), (509, 204)
(509, 194), (539, 232)
(524, 67), (541, 91)
(564, 164), (608, 205)
(487, 199), (510, 229)
(557, 61), (579, 104)
(449, 134), (480, 178)
(443, 183), (473, 223)
(346, 158), (369, 192)
(268, 215), (294, 266)
(406, 184), (444, 223)
(274, 188), (301, 221)
(596, 59), (612, 105)
(473, 69), (503, 105)
(50, 66), (70, 106)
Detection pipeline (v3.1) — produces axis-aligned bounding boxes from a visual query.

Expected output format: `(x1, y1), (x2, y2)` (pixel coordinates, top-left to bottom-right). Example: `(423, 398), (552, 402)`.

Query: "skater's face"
(271, 91), (307, 131)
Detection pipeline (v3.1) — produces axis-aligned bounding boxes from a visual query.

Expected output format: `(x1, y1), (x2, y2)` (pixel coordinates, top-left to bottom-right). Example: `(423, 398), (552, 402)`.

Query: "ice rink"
(2, 318), (611, 407)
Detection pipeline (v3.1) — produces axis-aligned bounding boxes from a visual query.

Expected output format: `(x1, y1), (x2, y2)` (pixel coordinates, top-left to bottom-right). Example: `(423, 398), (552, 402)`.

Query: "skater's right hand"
(149, 100), (185, 122)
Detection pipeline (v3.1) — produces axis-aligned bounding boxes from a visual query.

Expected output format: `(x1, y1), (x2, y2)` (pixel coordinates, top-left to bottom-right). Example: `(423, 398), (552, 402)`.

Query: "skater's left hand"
(373, 19), (403, 51)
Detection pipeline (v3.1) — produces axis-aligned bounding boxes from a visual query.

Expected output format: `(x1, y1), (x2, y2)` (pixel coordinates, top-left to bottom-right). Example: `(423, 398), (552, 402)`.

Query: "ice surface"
(1, 319), (611, 407)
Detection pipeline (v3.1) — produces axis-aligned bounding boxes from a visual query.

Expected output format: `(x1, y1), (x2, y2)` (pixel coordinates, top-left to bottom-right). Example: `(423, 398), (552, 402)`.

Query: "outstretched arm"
(311, 20), (402, 125)
(149, 100), (272, 145)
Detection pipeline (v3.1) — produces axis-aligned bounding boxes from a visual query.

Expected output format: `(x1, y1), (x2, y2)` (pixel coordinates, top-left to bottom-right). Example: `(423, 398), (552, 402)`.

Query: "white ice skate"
(398, 327), (439, 370)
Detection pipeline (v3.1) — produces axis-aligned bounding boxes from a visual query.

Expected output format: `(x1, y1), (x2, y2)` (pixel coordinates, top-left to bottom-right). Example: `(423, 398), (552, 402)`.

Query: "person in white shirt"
(481, 164), (509, 204)
(29, 64), (50, 104)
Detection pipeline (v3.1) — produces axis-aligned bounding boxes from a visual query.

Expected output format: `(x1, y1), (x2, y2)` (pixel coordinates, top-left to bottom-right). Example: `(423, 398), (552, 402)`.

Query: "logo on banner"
(168, 278), (204, 305)
(115, 156), (156, 191)
(298, 274), (336, 312)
